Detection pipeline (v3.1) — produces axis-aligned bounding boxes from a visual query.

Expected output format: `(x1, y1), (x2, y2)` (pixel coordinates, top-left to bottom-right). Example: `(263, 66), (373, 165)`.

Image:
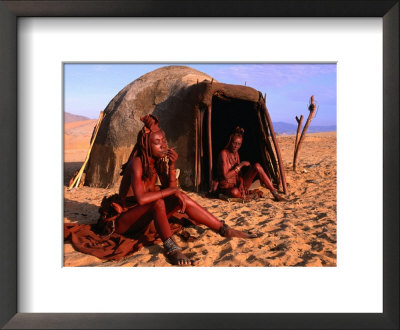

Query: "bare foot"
(219, 224), (257, 239)
(272, 190), (287, 202)
(166, 250), (194, 266)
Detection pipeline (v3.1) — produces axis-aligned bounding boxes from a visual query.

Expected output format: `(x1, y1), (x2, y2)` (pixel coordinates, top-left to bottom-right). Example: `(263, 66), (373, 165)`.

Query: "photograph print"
(64, 63), (337, 267)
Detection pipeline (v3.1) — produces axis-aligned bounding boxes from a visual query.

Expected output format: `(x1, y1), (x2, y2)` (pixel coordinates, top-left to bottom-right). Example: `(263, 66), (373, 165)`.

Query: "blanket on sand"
(64, 194), (190, 261)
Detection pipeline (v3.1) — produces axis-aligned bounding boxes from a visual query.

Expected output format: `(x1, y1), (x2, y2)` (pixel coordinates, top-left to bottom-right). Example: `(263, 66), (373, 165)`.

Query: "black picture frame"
(0, 1), (398, 329)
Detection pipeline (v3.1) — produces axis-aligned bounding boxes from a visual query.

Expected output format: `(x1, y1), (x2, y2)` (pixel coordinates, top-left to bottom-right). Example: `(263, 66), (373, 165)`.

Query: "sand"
(64, 120), (336, 267)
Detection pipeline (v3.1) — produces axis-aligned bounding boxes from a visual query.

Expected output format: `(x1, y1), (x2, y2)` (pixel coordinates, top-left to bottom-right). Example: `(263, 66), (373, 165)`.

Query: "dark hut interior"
(199, 94), (279, 192)
(201, 95), (263, 190)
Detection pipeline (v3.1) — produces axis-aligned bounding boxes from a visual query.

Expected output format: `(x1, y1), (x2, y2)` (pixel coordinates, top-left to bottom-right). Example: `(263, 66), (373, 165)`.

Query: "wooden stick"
(200, 109), (204, 158)
(198, 108), (204, 189)
(260, 94), (282, 187)
(197, 110), (203, 190)
(260, 107), (279, 183)
(207, 104), (213, 190)
(194, 114), (198, 191)
(293, 96), (317, 171)
(68, 111), (104, 190)
(256, 108), (277, 183)
(261, 101), (288, 194)
(294, 115), (304, 150)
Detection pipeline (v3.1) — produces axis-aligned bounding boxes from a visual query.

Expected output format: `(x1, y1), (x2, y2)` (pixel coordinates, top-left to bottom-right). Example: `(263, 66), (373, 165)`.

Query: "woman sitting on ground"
(214, 127), (285, 202)
(101, 115), (255, 266)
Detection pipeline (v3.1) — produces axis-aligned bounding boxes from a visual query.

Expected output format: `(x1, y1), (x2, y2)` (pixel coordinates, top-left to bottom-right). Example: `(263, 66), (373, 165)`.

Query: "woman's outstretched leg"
(176, 193), (257, 238)
(243, 163), (285, 201)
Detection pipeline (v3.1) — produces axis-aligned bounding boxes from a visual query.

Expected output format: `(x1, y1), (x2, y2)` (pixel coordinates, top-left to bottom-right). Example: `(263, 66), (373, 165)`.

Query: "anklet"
(163, 237), (181, 253)
(218, 220), (228, 237)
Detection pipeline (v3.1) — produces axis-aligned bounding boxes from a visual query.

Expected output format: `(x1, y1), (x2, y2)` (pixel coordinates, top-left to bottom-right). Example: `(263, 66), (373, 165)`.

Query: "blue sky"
(64, 63), (336, 126)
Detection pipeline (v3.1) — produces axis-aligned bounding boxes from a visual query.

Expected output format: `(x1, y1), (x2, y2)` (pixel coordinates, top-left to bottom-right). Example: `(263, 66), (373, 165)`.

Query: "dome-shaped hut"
(85, 65), (287, 193)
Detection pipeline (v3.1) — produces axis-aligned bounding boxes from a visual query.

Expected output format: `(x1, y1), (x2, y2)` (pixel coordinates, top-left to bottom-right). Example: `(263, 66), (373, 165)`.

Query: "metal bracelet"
(163, 237), (181, 253)
(218, 221), (228, 237)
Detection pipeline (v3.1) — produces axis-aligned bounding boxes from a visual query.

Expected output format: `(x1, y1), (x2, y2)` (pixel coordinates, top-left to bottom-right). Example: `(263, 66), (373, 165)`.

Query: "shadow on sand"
(64, 198), (99, 224)
(64, 162), (84, 186)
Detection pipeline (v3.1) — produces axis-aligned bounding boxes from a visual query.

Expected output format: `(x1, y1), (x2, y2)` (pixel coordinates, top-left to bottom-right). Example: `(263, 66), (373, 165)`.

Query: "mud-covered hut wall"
(152, 82), (208, 188)
(84, 66), (213, 188)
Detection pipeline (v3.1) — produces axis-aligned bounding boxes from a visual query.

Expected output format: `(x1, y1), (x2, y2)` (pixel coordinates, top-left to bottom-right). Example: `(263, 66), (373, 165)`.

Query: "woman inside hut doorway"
(105, 115), (256, 266)
(213, 127), (286, 202)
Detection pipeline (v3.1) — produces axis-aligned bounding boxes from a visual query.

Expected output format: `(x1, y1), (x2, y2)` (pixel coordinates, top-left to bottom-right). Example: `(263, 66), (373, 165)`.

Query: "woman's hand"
(239, 181), (247, 198)
(174, 190), (186, 213)
(167, 147), (178, 166)
(240, 161), (251, 168)
(159, 187), (186, 213)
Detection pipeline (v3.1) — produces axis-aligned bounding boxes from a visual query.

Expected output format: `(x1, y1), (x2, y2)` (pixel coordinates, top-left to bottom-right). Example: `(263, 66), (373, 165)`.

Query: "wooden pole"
(207, 104), (213, 190)
(256, 108), (278, 183)
(200, 110), (204, 158)
(260, 107), (279, 184)
(198, 109), (204, 189)
(262, 101), (288, 194)
(293, 96), (317, 171)
(294, 115), (304, 150)
(261, 92), (279, 182)
(194, 115), (198, 191)
(68, 111), (104, 190)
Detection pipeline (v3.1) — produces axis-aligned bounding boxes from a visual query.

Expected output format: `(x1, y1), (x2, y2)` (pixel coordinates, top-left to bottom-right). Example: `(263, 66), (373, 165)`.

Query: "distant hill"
(273, 122), (336, 135)
(64, 112), (91, 123)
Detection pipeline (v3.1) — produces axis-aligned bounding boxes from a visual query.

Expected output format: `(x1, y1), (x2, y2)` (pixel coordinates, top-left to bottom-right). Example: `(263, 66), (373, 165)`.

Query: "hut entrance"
(200, 95), (268, 191)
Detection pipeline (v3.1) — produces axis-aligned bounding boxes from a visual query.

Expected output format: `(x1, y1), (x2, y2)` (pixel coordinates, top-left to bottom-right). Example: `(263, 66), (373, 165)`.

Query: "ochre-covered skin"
(115, 115), (255, 266)
(217, 128), (285, 201)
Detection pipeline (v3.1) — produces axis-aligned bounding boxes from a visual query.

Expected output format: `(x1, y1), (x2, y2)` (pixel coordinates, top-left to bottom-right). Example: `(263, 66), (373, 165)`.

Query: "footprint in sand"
(294, 250), (317, 266)
(315, 212), (328, 219)
(246, 255), (257, 263)
(216, 238), (231, 245)
(268, 228), (282, 234)
(217, 254), (235, 263)
(267, 251), (286, 260)
(235, 216), (248, 226)
(310, 240), (324, 252)
(219, 245), (233, 258)
(270, 243), (287, 252)
(313, 223), (327, 229)
(258, 219), (271, 226)
(193, 244), (205, 249)
(214, 246), (234, 264)
(237, 241), (246, 248)
(324, 251), (337, 259)
(316, 232), (337, 244)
